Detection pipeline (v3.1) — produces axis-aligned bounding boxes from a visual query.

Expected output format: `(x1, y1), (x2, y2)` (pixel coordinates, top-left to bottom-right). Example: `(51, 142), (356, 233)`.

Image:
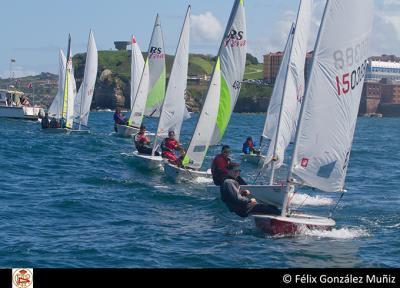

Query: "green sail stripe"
(62, 70), (69, 119)
(145, 67), (166, 110)
(182, 155), (190, 166)
(216, 74), (231, 140)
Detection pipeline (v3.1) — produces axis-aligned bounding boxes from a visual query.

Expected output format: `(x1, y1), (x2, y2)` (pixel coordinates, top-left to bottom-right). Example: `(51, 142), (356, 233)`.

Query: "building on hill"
(114, 41), (130, 51)
(263, 51), (313, 84)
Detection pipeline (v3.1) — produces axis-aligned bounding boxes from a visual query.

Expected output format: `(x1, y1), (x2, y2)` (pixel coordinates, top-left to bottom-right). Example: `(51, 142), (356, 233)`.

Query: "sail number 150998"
(335, 59), (367, 96)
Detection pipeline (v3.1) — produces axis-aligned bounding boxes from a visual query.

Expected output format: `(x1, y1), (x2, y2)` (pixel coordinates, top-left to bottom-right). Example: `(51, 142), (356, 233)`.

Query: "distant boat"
(115, 35), (145, 137)
(0, 88), (44, 120)
(252, 0), (374, 235)
(43, 34), (77, 133)
(132, 6), (191, 169)
(73, 30), (98, 133)
(164, 0), (246, 182)
(116, 14), (166, 138)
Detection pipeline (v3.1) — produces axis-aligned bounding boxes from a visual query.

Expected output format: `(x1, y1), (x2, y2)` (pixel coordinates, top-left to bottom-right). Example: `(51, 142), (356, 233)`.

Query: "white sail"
(155, 6), (191, 141)
(264, 0), (313, 169)
(290, 0), (374, 192)
(144, 14), (166, 117)
(130, 35), (145, 109)
(182, 58), (221, 169)
(48, 49), (66, 118)
(210, 0), (246, 145)
(74, 30), (98, 127)
(129, 14), (163, 127)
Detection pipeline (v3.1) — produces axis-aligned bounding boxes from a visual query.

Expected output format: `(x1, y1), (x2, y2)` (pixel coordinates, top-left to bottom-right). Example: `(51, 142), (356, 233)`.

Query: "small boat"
(120, 14), (166, 138)
(165, 0), (246, 182)
(115, 35), (145, 137)
(44, 34), (76, 132)
(164, 162), (212, 182)
(135, 7), (191, 170)
(251, 0), (374, 236)
(0, 89), (44, 120)
(131, 151), (164, 170)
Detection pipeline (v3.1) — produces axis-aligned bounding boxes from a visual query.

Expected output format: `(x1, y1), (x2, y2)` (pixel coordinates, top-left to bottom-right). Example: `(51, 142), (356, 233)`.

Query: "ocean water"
(0, 112), (399, 268)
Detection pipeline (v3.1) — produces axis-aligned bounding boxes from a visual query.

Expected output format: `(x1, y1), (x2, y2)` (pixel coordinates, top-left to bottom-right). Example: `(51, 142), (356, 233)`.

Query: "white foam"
(298, 226), (370, 239)
(291, 193), (334, 206)
(193, 177), (213, 184)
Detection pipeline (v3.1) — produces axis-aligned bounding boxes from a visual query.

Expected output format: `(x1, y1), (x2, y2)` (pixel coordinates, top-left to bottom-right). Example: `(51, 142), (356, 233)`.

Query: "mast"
(269, 24), (294, 185)
(151, 6), (190, 156)
(281, 0), (330, 217)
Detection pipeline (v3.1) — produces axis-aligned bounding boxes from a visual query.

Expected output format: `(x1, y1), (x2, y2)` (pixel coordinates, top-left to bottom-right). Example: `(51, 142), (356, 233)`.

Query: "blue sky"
(0, 0), (399, 78)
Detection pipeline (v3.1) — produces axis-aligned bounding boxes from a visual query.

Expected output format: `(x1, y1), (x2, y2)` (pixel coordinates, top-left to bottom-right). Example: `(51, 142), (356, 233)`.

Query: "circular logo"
(12, 269), (33, 288)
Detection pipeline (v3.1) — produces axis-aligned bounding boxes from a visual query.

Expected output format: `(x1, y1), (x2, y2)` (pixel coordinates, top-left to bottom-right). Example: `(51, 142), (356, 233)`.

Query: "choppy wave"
(298, 226), (370, 239)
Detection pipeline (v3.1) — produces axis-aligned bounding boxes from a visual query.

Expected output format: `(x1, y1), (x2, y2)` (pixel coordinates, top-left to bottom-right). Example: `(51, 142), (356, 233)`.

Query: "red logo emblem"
(12, 268), (33, 288)
(301, 158), (309, 167)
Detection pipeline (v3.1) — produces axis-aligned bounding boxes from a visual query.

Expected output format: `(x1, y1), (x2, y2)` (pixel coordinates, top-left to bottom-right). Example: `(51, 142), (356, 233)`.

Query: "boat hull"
(115, 124), (139, 138)
(164, 162), (212, 182)
(132, 151), (164, 170)
(241, 154), (265, 166)
(252, 213), (335, 236)
(0, 106), (44, 120)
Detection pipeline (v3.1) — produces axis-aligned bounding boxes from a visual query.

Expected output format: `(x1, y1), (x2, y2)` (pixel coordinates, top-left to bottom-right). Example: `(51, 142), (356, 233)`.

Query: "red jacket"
(211, 154), (231, 185)
(161, 138), (179, 153)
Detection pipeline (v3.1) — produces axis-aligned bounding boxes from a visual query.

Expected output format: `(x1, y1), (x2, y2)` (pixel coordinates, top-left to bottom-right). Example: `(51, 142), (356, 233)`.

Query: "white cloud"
(371, 4), (400, 56)
(191, 11), (223, 43)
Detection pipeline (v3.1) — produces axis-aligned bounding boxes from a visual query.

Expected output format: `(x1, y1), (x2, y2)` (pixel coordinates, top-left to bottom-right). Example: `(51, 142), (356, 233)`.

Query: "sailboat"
(164, 0), (246, 182)
(252, 0), (374, 235)
(116, 14), (166, 138)
(43, 34), (77, 133)
(115, 35), (145, 137)
(73, 30), (98, 133)
(132, 7), (191, 169)
(240, 0), (312, 203)
(48, 49), (67, 119)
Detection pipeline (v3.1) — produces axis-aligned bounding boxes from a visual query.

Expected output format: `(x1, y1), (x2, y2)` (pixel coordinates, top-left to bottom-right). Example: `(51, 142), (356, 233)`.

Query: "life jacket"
(134, 132), (147, 146)
(211, 154), (231, 185)
(161, 138), (178, 153)
(242, 140), (255, 154)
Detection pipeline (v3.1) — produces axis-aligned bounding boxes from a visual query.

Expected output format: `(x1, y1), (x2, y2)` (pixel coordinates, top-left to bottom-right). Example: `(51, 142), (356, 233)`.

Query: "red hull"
(254, 217), (333, 236)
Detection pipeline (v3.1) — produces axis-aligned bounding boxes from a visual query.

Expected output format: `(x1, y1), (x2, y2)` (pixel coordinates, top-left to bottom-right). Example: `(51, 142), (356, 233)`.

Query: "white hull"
(164, 162), (212, 182)
(132, 151), (164, 170)
(42, 128), (90, 134)
(115, 124), (139, 138)
(0, 106), (44, 120)
(241, 154), (266, 166)
(252, 212), (335, 236)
